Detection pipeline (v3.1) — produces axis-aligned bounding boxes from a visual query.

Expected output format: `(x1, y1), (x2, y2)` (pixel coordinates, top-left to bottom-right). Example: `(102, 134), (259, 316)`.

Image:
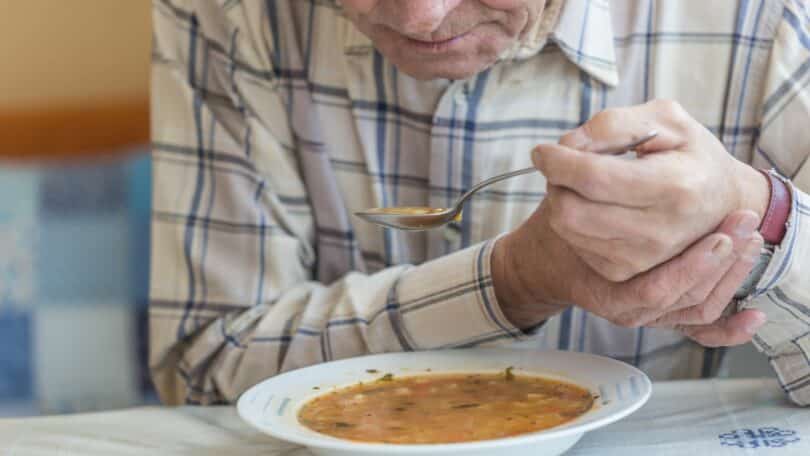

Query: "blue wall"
(0, 150), (153, 416)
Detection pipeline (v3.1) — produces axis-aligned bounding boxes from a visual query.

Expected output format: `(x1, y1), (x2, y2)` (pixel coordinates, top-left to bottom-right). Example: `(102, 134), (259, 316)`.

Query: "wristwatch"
(733, 169), (791, 299)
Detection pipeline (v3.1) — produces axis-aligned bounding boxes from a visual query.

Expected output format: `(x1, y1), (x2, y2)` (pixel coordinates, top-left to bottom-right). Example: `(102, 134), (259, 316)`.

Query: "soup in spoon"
(361, 207), (448, 215)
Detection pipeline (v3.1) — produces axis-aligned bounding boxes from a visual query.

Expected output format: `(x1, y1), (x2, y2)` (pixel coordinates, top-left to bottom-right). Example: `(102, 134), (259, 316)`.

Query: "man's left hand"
(532, 99), (771, 283)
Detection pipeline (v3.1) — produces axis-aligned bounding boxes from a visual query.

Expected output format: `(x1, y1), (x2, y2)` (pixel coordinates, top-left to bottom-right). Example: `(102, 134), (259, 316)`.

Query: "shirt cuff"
(747, 177), (804, 297)
(739, 181), (810, 354)
(392, 239), (532, 349)
(768, 331), (810, 406)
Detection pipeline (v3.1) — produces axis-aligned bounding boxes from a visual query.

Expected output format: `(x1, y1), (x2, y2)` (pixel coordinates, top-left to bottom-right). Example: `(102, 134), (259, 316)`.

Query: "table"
(1, 379), (807, 455)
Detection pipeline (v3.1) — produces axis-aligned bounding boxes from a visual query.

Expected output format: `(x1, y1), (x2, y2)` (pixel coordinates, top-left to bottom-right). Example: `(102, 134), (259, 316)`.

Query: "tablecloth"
(1, 379), (807, 455)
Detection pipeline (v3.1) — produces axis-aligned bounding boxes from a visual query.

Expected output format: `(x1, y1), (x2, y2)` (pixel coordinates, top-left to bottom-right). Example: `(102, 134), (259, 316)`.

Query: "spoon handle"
(454, 131), (658, 209)
(455, 167), (537, 208)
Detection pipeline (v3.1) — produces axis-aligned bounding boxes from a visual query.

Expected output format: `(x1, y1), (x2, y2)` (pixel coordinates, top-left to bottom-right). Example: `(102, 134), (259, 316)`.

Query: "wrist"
(491, 224), (566, 329)
(491, 234), (532, 311)
(735, 163), (770, 221)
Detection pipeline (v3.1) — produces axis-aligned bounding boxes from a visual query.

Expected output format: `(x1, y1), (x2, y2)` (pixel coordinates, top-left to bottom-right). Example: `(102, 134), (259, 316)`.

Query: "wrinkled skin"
(342, 0), (547, 80)
(342, 1), (771, 347)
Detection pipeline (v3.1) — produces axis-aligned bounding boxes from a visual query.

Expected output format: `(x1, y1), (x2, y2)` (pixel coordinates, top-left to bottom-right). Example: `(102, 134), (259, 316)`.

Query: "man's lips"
(405, 33), (467, 45)
(400, 30), (475, 52)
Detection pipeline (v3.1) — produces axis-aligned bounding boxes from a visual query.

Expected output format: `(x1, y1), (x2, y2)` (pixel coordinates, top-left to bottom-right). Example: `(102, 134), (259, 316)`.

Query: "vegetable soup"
(298, 369), (594, 444)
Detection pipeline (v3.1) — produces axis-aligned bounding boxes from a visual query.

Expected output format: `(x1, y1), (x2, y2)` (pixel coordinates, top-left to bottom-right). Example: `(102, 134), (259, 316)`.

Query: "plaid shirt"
(150, 0), (810, 406)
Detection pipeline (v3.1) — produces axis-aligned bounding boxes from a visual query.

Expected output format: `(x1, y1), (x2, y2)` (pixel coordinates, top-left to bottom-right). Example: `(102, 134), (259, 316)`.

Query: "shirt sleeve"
(737, 0), (810, 406)
(149, 0), (526, 405)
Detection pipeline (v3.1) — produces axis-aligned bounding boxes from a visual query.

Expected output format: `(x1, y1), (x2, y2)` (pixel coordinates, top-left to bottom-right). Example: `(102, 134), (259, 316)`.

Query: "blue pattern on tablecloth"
(719, 427), (800, 448)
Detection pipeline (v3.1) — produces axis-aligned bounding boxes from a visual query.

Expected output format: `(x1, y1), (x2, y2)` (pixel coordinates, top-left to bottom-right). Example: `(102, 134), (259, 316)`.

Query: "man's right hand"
(491, 204), (766, 347)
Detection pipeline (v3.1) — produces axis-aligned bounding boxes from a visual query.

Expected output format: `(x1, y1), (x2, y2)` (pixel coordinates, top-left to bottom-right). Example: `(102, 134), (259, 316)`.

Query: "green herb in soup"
(297, 372), (594, 444)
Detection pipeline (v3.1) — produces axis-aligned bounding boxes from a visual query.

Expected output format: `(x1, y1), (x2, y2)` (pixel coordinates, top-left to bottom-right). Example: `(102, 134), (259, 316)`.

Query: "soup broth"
(363, 207), (447, 215)
(298, 371), (594, 444)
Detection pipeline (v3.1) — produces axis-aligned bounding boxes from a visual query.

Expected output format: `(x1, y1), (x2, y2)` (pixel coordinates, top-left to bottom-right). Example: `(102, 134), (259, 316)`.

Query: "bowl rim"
(237, 349), (652, 454)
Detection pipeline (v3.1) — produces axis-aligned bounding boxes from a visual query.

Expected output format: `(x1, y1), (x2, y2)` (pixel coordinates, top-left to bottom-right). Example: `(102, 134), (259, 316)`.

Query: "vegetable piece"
(452, 403), (480, 409)
(505, 367), (515, 381)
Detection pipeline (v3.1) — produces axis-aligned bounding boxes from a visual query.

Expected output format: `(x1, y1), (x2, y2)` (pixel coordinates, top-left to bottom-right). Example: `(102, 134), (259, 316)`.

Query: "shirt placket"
(427, 80), (470, 258)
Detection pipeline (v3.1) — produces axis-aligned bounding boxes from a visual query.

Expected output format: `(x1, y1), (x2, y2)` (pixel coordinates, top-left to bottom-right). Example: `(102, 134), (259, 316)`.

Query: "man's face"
(342, 0), (547, 80)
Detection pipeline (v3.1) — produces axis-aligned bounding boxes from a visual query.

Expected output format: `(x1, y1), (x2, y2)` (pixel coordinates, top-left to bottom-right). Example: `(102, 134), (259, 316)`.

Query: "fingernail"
(743, 234), (764, 262)
(734, 212), (760, 237)
(744, 312), (767, 335)
(711, 236), (733, 259)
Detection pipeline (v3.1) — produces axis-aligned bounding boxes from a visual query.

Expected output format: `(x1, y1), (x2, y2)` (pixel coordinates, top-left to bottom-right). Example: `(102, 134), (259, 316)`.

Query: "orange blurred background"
(0, 1), (150, 161)
(0, 1), (154, 416)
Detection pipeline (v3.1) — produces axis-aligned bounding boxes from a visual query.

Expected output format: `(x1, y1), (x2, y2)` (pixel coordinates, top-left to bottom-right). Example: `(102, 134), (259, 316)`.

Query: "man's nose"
(395, 0), (463, 35)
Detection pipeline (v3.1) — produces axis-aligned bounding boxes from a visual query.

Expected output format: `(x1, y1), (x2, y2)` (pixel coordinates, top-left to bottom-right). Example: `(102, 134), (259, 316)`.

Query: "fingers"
(651, 211), (762, 317)
(537, 100), (711, 208)
(533, 143), (662, 206)
(545, 185), (657, 281)
(653, 234), (763, 326)
(558, 99), (692, 155)
(546, 186), (684, 281)
(612, 232), (735, 327)
(546, 186), (646, 240)
(677, 309), (767, 348)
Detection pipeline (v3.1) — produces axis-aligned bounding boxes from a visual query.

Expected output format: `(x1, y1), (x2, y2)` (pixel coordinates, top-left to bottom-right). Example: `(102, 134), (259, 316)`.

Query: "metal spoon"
(354, 131), (659, 231)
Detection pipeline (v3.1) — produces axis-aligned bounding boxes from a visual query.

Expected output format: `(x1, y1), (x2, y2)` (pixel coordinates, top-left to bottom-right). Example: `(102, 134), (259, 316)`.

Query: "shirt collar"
(552, 0), (619, 86)
(515, 0), (619, 87)
(341, 0), (620, 87)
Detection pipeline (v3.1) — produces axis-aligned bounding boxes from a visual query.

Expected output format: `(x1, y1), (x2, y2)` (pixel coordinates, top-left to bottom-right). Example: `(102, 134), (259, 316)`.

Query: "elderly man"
(149, 0), (810, 406)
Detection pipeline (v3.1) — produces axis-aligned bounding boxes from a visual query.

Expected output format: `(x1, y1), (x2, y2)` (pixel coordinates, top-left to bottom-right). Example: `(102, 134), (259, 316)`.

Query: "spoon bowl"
(355, 131), (658, 231)
(353, 207), (457, 231)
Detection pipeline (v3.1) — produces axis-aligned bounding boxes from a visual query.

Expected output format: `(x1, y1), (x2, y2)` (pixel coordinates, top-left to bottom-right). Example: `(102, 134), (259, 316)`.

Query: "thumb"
(558, 100), (693, 155)
(620, 233), (735, 321)
(714, 209), (761, 243)
(678, 310), (767, 348)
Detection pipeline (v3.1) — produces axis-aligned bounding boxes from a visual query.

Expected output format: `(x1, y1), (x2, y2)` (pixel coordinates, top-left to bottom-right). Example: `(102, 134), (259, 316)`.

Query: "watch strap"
(758, 169), (791, 245)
